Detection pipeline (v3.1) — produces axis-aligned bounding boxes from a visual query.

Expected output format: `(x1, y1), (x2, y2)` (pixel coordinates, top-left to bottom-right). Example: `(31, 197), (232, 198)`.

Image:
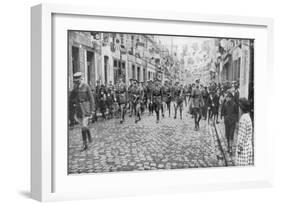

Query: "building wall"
(68, 31), (98, 90)
(69, 31), (170, 89)
(239, 40), (251, 98)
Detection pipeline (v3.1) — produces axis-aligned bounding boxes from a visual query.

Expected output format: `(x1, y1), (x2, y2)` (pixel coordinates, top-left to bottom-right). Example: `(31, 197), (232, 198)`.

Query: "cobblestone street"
(68, 104), (225, 174)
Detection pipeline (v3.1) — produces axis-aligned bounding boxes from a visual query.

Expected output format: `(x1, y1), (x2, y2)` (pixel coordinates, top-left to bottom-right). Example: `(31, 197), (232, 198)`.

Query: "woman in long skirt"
(235, 98), (254, 166)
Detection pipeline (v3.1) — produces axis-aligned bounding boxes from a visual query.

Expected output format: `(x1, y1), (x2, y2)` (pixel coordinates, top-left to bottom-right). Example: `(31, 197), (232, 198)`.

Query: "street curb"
(213, 123), (235, 166)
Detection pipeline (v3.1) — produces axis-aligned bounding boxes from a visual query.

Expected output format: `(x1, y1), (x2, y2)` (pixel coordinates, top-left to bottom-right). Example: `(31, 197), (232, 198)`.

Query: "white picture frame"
(31, 3), (274, 202)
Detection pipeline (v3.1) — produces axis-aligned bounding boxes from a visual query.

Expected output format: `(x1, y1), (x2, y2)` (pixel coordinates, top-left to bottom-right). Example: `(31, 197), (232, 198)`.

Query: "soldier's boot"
(198, 115), (201, 126)
(80, 130), (88, 152)
(180, 110), (182, 120)
(102, 112), (106, 120)
(194, 116), (198, 130)
(120, 110), (122, 123)
(86, 129), (93, 143)
(129, 104), (132, 117)
(150, 104), (153, 115)
(156, 111), (160, 123)
(135, 111), (139, 123)
(168, 105), (171, 117)
(122, 107), (126, 122)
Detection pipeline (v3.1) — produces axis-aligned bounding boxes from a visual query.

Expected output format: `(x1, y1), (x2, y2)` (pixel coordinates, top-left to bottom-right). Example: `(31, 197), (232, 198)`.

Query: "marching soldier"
(161, 80), (172, 117)
(131, 80), (142, 123)
(151, 78), (162, 123)
(139, 81), (146, 114)
(183, 84), (189, 107)
(98, 84), (107, 120)
(191, 79), (204, 130)
(70, 72), (95, 151)
(173, 82), (184, 120)
(128, 79), (135, 117)
(147, 80), (154, 115)
(201, 86), (209, 120)
(106, 81), (115, 119)
(115, 78), (127, 123)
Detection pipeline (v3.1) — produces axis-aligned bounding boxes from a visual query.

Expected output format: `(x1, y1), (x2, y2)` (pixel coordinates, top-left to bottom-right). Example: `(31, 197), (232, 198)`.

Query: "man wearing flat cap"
(221, 91), (239, 155)
(70, 72), (95, 151)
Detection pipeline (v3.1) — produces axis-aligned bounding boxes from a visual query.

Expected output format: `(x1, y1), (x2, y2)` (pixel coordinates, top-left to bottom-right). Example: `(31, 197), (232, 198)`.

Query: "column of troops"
(69, 74), (194, 126)
(69, 72), (248, 157)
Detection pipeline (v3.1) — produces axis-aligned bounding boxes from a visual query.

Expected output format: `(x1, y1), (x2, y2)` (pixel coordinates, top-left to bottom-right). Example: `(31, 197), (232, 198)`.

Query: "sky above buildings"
(157, 35), (216, 54)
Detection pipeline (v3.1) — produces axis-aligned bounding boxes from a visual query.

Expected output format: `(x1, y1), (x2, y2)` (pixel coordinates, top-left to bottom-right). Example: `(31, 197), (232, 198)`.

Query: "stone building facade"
(68, 31), (169, 89)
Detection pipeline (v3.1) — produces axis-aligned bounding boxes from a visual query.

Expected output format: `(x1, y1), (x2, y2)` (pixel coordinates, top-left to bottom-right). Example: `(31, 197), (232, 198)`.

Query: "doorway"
(86, 51), (94, 87)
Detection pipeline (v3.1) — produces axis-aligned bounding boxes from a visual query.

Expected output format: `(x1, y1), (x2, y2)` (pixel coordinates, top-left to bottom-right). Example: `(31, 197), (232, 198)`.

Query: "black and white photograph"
(67, 31), (254, 174)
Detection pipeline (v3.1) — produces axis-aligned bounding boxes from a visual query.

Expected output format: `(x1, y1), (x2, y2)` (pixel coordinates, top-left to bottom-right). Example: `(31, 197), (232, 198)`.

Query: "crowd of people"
(69, 71), (254, 166)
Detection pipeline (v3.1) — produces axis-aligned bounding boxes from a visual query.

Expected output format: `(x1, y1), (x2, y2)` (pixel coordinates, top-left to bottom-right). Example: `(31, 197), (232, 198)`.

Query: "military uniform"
(191, 79), (204, 130)
(70, 72), (95, 151)
(139, 82), (145, 114)
(131, 81), (142, 123)
(173, 84), (184, 119)
(201, 87), (209, 120)
(98, 85), (107, 120)
(146, 80), (154, 115)
(161, 82), (172, 117)
(115, 80), (127, 123)
(106, 83), (115, 119)
(152, 79), (162, 123)
(183, 85), (189, 107)
(127, 80), (134, 117)
(92, 83), (101, 122)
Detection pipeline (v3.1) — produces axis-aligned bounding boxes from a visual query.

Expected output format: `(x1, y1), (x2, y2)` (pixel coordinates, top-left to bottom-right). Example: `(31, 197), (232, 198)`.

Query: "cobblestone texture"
(68, 104), (225, 174)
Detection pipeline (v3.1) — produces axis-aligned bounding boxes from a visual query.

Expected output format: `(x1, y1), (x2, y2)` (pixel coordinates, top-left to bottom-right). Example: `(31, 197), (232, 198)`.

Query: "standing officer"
(161, 80), (172, 118)
(70, 72), (95, 151)
(151, 78), (163, 123)
(115, 78), (127, 123)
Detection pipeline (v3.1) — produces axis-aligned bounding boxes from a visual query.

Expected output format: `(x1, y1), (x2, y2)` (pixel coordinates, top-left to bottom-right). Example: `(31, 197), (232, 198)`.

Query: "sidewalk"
(213, 120), (238, 166)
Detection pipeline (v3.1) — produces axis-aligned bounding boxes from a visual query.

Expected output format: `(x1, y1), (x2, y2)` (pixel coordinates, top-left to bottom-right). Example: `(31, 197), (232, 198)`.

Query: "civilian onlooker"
(213, 89), (220, 124)
(235, 98), (254, 166)
(221, 91), (238, 155)
(219, 90), (226, 120)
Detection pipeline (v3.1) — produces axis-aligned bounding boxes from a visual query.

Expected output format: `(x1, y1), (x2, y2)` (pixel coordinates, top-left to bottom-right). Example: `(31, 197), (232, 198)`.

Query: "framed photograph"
(31, 3), (274, 201)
